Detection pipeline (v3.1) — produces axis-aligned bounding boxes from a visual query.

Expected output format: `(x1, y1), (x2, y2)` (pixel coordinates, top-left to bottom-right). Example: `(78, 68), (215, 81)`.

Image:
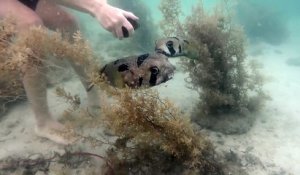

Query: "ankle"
(35, 117), (54, 129)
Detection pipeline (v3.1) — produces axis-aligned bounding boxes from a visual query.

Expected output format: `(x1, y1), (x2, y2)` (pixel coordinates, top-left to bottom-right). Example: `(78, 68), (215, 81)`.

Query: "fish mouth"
(155, 48), (187, 57)
(161, 73), (174, 83)
(168, 72), (174, 80)
(155, 48), (170, 57)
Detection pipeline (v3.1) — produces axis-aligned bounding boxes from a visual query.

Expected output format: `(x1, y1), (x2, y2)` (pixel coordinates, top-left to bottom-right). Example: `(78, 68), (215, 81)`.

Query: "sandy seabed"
(0, 52), (299, 175)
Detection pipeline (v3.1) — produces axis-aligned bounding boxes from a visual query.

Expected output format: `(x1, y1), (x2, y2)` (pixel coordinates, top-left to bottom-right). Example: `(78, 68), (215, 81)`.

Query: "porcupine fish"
(155, 37), (198, 59)
(100, 53), (175, 88)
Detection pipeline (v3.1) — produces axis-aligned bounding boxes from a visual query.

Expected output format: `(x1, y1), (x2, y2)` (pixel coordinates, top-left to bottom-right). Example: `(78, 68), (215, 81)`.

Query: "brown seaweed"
(159, 1), (269, 134)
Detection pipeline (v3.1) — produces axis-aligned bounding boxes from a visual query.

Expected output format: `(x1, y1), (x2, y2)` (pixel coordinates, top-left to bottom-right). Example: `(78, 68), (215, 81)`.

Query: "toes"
(34, 123), (77, 145)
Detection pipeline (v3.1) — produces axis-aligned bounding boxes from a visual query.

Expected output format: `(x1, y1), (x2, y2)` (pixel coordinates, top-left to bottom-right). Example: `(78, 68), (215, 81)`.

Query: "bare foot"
(35, 119), (77, 145)
(87, 88), (101, 117)
(87, 88), (100, 107)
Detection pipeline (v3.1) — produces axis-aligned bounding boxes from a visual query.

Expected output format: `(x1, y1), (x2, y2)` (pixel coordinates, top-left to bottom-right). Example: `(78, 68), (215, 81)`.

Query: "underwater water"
(0, 0), (300, 174)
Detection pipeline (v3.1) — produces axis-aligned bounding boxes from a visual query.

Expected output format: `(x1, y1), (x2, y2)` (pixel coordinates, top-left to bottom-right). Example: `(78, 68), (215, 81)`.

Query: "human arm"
(49, 0), (139, 39)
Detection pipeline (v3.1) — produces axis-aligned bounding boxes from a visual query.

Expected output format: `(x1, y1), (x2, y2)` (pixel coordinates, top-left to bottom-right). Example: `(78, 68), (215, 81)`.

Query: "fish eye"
(118, 64), (129, 72)
(150, 66), (159, 74)
(166, 41), (173, 48)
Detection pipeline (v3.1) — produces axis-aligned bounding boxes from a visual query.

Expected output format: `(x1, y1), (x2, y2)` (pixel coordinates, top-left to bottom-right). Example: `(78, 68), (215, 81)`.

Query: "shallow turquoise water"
(1, 0), (300, 174)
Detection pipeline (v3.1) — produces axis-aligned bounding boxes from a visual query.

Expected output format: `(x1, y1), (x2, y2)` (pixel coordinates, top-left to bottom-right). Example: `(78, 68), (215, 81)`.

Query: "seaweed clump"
(99, 88), (223, 175)
(159, 1), (269, 134)
(55, 84), (224, 174)
(0, 18), (26, 116)
(0, 18), (100, 116)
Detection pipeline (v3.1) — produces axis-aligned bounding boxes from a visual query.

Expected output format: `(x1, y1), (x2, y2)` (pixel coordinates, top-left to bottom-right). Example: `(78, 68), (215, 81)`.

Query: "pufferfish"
(100, 53), (176, 88)
(155, 37), (198, 59)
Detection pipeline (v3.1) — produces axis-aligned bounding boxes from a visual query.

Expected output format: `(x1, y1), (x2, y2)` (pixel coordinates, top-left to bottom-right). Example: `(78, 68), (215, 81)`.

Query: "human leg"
(36, 0), (100, 109)
(0, 0), (43, 28)
(0, 0), (74, 145)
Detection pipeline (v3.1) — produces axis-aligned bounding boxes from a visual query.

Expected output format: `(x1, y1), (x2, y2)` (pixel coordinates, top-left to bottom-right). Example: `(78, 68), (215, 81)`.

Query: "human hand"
(94, 4), (139, 39)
